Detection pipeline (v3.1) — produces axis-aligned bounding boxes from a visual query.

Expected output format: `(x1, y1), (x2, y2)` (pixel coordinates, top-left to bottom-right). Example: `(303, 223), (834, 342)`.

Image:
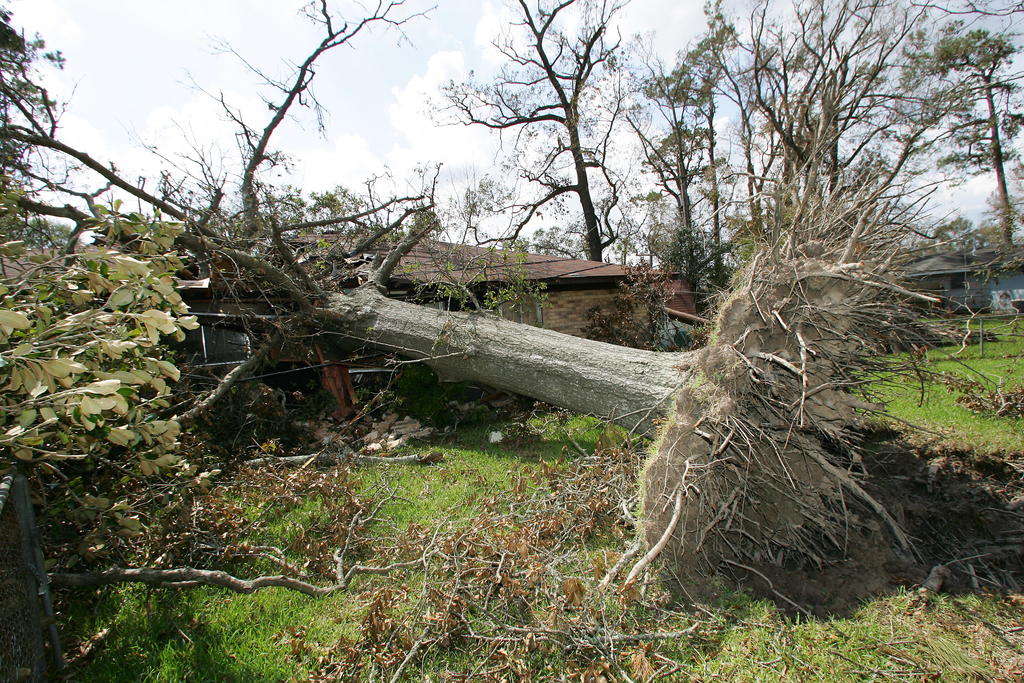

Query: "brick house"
(376, 241), (700, 337)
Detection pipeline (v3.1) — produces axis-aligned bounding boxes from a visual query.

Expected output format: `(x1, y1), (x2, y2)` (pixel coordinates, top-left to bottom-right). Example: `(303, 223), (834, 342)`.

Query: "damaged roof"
(386, 241), (626, 285)
(180, 236), (698, 317)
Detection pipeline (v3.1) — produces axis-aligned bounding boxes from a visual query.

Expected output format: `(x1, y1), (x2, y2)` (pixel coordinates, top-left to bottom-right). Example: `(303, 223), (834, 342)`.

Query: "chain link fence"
(0, 471), (50, 683)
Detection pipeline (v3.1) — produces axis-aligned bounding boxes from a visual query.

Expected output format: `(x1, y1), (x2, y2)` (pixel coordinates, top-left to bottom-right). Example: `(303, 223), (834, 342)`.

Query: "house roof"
(903, 246), (1024, 278)
(388, 241), (699, 318)
(386, 240), (626, 286)
(183, 235), (697, 317)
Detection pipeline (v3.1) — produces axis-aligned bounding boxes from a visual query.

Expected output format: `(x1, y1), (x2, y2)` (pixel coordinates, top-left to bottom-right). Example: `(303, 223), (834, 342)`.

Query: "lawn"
(875, 313), (1024, 453)
(47, 323), (1024, 681)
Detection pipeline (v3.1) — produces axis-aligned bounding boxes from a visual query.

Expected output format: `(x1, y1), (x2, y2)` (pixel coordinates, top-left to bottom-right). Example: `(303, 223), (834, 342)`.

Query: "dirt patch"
(707, 431), (1024, 615)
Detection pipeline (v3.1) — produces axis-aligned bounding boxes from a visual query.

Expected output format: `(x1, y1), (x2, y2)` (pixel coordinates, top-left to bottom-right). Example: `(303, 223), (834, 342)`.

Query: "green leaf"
(11, 343), (34, 356)
(106, 428), (135, 447)
(18, 409), (36, 429)
(0, 310), (30, 329)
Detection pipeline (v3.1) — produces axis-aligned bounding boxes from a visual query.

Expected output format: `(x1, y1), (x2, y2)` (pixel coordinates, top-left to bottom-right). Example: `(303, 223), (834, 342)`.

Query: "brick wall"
(541, 288), (619, 337)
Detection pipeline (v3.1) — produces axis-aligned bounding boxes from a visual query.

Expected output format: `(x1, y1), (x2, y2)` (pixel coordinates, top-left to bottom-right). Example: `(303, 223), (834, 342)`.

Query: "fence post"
(0, 469), (45, 682)
(12, 474), (65, 672)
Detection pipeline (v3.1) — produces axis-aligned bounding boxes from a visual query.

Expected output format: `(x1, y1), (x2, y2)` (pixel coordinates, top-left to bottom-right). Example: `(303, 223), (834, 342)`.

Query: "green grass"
(62, 585), (354, 682)
(877, 314), (1024, 453)
(61, 579), (1024, 682)
(52, 336), (1024, 682)
(368, 415), (604, 529)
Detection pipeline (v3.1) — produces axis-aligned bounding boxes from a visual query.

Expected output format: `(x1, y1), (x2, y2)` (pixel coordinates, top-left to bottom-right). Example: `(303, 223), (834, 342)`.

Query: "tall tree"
(927, 24), (1021, 246)
(444, 0), (628, 262)
(723, 0), (947, 256)
(628, 8), (736, 309)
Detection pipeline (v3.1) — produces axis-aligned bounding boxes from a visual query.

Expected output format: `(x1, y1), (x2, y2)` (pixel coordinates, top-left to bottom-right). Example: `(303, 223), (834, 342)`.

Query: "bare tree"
(714, 0), (959, 260)
(444, 0), (629, 262)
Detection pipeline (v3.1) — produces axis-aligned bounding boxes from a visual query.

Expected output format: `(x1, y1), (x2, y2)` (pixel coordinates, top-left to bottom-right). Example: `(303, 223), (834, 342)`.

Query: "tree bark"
(318, 287), (689, 434)
(984, 75), (1014, 246)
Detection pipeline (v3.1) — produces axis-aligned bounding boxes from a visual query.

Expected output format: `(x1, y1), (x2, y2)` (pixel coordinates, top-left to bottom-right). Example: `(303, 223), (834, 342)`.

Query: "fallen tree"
(1, 0), (961, 601)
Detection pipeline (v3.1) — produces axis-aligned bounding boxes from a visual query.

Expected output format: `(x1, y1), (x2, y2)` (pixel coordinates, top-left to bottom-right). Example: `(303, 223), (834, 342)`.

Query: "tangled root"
(641, 251), (928, 583)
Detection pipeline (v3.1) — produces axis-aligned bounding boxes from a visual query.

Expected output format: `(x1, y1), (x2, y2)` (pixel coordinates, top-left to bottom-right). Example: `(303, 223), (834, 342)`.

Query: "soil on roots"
(676, 430), (1024, 616)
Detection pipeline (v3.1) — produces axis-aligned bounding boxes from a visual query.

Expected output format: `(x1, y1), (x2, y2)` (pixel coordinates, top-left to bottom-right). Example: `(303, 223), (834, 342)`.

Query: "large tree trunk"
(316, 249), (935, 593)
(321, 288), (689, 434)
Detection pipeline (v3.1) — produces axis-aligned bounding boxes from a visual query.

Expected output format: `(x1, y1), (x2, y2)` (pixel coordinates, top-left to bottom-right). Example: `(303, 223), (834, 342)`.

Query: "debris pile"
(360, 413), (433, 452)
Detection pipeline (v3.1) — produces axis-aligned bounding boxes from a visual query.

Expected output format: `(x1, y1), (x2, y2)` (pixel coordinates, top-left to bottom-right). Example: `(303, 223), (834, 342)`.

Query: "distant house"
(903, 246), (1024, 312)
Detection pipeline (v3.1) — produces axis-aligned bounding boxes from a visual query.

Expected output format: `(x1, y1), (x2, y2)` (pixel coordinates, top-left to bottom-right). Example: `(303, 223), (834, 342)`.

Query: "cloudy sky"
(12, 0), (706, 198)
(10, 0), (1011, 230)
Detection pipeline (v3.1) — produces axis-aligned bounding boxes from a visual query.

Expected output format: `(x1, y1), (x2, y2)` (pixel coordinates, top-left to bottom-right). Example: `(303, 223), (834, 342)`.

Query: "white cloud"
(616, 1), (707, 55)
(474, 1), (517, 70)
(281, 51), (498, 193)
(386, 51), (498, 178)
(12, 0), (81, 45)
(934, 175), (997, 226)
(292, 133), (386, 191)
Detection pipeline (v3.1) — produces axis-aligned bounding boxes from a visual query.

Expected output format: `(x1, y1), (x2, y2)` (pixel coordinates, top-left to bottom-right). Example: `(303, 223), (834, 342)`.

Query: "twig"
(754, 351), (804, 378)
(962, 608), (1024, 653)
(50, 566), (345, 596)
(597, 538), (643, 591)
(388, 637), (427, 683)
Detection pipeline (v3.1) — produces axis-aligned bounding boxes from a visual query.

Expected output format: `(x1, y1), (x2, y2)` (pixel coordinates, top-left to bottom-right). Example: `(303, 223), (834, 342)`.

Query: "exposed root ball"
(641, 253), (924, 594)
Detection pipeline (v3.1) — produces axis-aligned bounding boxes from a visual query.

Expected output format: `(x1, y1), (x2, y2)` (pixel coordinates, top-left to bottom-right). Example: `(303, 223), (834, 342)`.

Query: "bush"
(393, 364), (465, 427)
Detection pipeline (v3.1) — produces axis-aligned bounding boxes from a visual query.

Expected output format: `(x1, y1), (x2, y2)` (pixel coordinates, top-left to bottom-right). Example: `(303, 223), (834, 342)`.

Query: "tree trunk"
(984, 75), (1014, 247)
(314, 250), (936, 594)
(320, 287), (688, 434)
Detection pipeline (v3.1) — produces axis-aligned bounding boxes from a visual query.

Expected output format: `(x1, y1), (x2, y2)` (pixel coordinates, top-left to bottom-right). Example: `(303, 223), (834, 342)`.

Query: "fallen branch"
(50, 566), (343, 596)
(665, 308), (711, 326)
(245, 450), (445, 468)
(388, 637), (428, 683)
(963, 607), (1024, 653)
(597, 538), (643, 592)
(50, 555), (430, 597)
(245, 452), (344, 467)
